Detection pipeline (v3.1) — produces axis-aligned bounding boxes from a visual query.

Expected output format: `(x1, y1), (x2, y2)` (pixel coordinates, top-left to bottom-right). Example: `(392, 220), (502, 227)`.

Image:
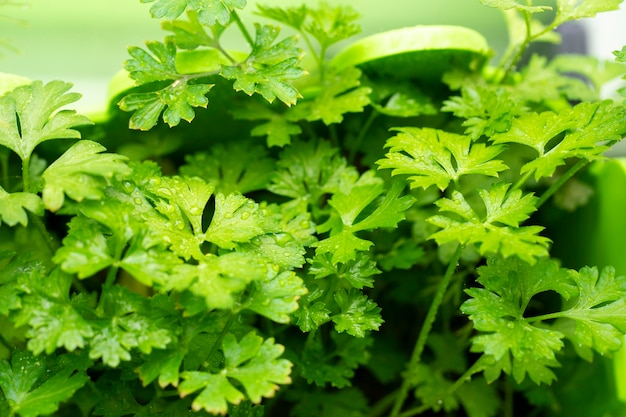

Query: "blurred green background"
(0, 0), (624, 112)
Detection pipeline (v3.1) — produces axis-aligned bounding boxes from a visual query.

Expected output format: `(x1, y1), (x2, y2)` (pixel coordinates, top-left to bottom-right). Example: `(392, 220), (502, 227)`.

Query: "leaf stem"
(231, 11), (254, 48)
(389, 244), (464, 417)
(524, 311), (565, 323)
(397, 355), (488, 417)
(536, 159), (588, 209)
(348, 109), (378, 164)
(29, 213), (58, 254)
(206, 311), (239, 365)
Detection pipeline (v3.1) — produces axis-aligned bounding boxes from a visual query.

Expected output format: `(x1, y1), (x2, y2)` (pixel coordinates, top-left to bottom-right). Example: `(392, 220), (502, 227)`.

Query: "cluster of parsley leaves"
(1, 1), (626, 416)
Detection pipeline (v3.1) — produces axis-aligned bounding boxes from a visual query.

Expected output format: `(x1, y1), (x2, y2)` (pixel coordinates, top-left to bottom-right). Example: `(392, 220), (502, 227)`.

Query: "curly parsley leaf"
(313, 173), (414, 264)
(41, 140), (129, 212)
(120, 40), (213, 130)
(220, 24), (304, 106)
(0, 350), (90, 417)
(377, 127), (508, 191)
(0, 186), (43, 227)
(0, 80), (91, 161)
(179, 332), (291, 414)
(288, 67), (371, 125)
(141, 0), (246, 26)
(428, 183), (550, 264)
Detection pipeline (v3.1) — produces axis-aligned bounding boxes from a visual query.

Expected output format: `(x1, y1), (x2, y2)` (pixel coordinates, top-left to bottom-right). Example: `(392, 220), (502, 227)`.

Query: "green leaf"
(89, 286), (174, 367)
(141, 0), (246, 26)
(186, 252), (268, 309)
(245, 271), (308, 323)
(120, 40), (213, 130)
(494, 101), (626, 179)
(442, 84), (522, 139)
(180, 142), (276, 194)
(0, 186), (43, 227)
(300, 332), (372, 389)
(179, 332), (292, 414)
(289, 67), (371, 125)
(428, 184), (550, 264)
(41, 140), (129, 212)
(0, 80), (91, 161)
(554, 0), (623, 26)
(255, 4), (308, 30)
(313, 174), (414, 264)
(332, 289), (383, 337)
(268, 139), (359, 207)
(480, 0), (552, 13)
(220, 24), (304, 106)
(294, 285), (332, 332)
(53, 216), (114, 278)
(559, 266), (626, 355)
(309, 252), (380, 289)
(377, 127), (508, 191)
(0, 350), (89, 417)
(205, 193), (267, 249)
(302, 2), (361, 49)
(232, 102), (302, 147)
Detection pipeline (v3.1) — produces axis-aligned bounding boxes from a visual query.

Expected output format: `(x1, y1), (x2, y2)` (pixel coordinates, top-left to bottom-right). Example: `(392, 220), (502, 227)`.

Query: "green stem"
(103, 240), (126, 288)
(536, 159), (588, 209)
(29, 213), (58, 254)
(367, 390), (399, 417)
(0, 150), (9, 190)
(397, 355), (487, 417)
(231, 10), (254, 48)
(509, 170), (533, 195)
(525, 311), (565, 323)
(206, 312), (239, 365)
(348, 110), (378, 165)
(21, 155), (31, 193)
(389, 244), (464, 417)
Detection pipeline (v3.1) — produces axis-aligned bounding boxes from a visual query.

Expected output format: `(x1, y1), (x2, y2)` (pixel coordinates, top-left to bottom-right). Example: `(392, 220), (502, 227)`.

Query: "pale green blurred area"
(0, 0), (508, 110)
(0, 1), (624, 112)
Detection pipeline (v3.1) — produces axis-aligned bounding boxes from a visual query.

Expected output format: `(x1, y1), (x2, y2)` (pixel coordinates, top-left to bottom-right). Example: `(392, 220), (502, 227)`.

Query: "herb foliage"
(1, 1), (626, 416)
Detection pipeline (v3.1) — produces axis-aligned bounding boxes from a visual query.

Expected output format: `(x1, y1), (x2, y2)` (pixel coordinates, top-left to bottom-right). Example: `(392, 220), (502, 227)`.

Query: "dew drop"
(224, 213), (233, 219)
(123, 181), (133, 191)
(133, 198), (142, 205)
(241, 211), (250, 220)
(299, 220), (310, 229)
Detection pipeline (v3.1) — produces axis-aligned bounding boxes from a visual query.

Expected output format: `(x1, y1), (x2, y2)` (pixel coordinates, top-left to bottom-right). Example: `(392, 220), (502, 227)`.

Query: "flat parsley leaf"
(231, 101), (302, 147)
(0, 80), (91, 161)
(220, 24), (304, 106)
(120, 40), (213, 130)
(559, 266), (626, 355)
(288, 67), (371, 125)
(0, 186), (43, 227)
(479, 0), (551, 13)
(41, 140), (129, 212)
(179, 332), (291, 414)
(180, 141), (276, 194)
(493, 101), (626, 179)
(377, 127), (508, 191)
(141, 0), (246, 26)
(245, 270), (308, 323)
(461, 257), (576, 384)
(309, 252), (380, 289)
(332, 289), (383, 337)
(313, 173), (414, 264)
(206, 193), (266, 250)
(428, 183), (550, 264)
(442, 84), (523, 140)
(0, 350), (90, 417)
(554, 0), (623, 26)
